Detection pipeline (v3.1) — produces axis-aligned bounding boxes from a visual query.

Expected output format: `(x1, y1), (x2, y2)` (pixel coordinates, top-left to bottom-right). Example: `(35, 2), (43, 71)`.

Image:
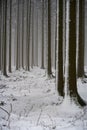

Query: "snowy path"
(0, 67), (87, 130)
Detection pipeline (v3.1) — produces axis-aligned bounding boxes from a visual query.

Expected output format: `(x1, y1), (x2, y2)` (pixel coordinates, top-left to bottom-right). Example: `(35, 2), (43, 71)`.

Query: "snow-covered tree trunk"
(65, 0), (86, 106)
(64, 0), (70, 97)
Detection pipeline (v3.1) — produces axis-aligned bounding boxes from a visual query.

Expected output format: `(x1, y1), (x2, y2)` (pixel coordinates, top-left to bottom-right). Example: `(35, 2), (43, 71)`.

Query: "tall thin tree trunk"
(3, 0), (7, 76)
(31, 1), (34, 68)
(57, 0), (64, 96)
(77, 0), (85, 77)
(27, 0), (31, 70)
(36, 0), (38, 66)
(16, 0), (20, 70)
(0, 0), (2, 71)
(55, 0), (57, 71)
(9, 0), (12, 73)
(41, 0), (44, 69)
(1, 0), (4, 74)
(63, 0), (66, 74)
(22, 0), (24, 69)
(26, 0), (31, 71)
(47, 0), (52, 76)
(26, 0), (29, 70)
(69, 0), (77, 96)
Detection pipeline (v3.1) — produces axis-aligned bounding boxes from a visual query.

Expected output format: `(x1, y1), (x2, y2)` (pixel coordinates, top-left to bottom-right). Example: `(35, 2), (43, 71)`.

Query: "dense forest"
(0, 0), (87, 129)
(0, 0), (86, 104)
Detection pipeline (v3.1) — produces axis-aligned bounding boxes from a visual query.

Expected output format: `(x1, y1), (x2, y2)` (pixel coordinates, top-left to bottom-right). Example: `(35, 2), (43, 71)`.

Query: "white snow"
(0, 67), (87, 130)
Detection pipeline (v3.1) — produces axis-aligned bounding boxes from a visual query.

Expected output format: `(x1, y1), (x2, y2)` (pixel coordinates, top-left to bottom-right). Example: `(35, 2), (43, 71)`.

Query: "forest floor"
(0, 67), (87, 130)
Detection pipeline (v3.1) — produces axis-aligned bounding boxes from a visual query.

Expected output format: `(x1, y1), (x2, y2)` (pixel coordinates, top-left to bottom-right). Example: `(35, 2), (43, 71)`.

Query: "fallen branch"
(37, 109), (42, 125)
(0, 106), (10, 116)
(8, 103), (12, 129)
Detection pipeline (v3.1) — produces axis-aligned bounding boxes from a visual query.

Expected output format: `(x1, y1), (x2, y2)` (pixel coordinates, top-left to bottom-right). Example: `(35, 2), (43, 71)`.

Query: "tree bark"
(16, 0), (20, 70)
(0, 0), (2, 71)
(57, 0), (64, 96)
(21, 0), (24, 69)
(1, 0), (4, 74)
(36, 0), (38, 67)
(26, 0), (29, 70)
(68, 0), (85, 106)
(41, 0), (45, 69)
(3, 0), (8, 76)
(9, 0), (12, 73)
(28, 0), (31, 70)
(47, 0), (52, 76)
(31, 1), (34, 68)
(55, 0), (57, 71)
(63, 0), (66, 75)
(77, 0), (85, 77)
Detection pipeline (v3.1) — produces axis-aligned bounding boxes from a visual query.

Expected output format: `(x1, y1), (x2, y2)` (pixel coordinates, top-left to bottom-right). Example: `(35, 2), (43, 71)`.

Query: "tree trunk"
(21, 0), (24, 69)
(57, 0), (64, 96)
(77, 0), (85, 77)
(55, 0), (57, 71)
(63, 0), (66, 75)
(16, 0), (20, 70)
(26, 0), (31, 71)
(47, 0), (52, 77)
(3, 0), (8, 76)
(28, 0), (31, 70)
(1, 0), (4, 74)
(0, 0), (2, 71)
(68, 0), (85, 106)
(41, 0), (44, 69)
(26, 0), (29, 70)
(36, 0), (38, 67)
(9, 0), (12, 73)
(31, 1), (34, 68)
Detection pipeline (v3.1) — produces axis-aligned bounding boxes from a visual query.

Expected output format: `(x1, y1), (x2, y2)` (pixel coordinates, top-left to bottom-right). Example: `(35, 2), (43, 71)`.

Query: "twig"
(0, 106), (10, 116)
(8, 103), (12, 129)
(37, 109), (42, 125)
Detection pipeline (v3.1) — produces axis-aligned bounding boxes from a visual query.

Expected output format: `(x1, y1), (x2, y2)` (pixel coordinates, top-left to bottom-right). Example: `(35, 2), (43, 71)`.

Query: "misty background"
(6, 0), (87, 67)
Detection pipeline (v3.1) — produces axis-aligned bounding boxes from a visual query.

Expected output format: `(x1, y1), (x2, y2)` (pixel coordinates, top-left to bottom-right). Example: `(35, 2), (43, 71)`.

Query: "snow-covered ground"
(0, 67), (87, 130)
